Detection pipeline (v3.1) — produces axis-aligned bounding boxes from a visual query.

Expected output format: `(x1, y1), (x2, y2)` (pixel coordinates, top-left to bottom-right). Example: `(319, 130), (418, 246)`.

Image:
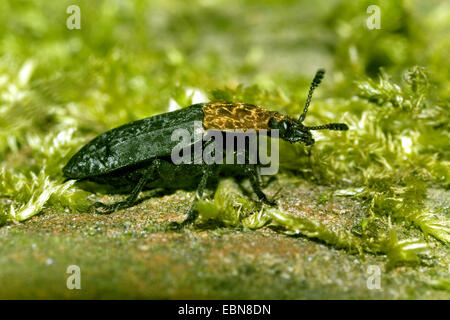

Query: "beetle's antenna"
(299, 69), (325, 123)
(306, 123), (349, 131)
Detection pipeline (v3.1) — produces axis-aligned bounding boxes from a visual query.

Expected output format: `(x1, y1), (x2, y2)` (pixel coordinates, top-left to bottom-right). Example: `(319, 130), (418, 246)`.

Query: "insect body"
(63, 69), (348, 227)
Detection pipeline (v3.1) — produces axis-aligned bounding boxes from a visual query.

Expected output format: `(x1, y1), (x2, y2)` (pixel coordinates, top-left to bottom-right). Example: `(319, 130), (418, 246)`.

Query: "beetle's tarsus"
(93, 201), (129, 214)
(167, 221), (186, 231)
(262, 197), (276, 206)
(167, 207), (197, 231)
(268, 187), (283, 205)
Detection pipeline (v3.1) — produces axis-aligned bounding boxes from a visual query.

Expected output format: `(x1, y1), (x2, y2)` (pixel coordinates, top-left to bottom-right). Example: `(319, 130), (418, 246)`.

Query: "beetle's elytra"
(63, 69), (348, 228)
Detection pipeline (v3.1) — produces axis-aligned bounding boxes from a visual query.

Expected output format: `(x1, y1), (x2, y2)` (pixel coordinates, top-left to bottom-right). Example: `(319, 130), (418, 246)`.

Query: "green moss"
(0, 128), (92, 223)
(197, 178), (430, 267)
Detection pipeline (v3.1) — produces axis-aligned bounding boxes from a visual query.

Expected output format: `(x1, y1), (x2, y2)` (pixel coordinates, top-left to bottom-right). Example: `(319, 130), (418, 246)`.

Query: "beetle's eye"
(268, 118), (289, 133)
(268, 118), (279, 129)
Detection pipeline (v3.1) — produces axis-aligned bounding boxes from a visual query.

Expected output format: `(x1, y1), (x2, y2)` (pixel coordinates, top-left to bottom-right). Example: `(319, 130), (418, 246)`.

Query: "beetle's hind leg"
(94, 160), (160, 214)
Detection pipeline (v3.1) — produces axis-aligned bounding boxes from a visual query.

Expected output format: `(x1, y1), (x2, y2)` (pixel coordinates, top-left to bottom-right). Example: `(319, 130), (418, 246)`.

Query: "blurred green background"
(0, 0), (448, 299)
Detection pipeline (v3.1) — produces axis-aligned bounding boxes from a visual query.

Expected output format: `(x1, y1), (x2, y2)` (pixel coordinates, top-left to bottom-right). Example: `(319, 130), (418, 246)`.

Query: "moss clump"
(197, 178), (430, 267)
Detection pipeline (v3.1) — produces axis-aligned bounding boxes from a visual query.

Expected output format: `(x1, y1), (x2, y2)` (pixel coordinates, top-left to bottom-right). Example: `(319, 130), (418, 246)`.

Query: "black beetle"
(63, 69), (348, 227)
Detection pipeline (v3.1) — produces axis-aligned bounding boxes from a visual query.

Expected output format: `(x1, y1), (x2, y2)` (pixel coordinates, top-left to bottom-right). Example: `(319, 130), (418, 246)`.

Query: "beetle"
(63, 69), (348, 228)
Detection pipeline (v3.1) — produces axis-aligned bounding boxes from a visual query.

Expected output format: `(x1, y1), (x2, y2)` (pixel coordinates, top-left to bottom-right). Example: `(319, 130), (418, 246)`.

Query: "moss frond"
(197, 178), (429, 266)
(0, 128), (92, 224)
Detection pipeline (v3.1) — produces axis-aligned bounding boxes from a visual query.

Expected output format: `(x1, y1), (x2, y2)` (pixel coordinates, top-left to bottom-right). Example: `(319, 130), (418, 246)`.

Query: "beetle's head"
(269, 69), (348, 146)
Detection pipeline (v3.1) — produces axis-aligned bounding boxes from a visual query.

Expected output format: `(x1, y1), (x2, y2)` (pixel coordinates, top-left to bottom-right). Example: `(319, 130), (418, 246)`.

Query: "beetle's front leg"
(168, 164), (214, 230)
(255, 165), (276, 189)
(244, 164), (276, 206)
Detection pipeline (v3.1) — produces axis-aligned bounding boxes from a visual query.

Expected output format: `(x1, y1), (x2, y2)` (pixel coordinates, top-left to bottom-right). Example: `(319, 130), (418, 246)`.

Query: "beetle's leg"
(255, 166), (276, 188)
(183, 164), (213, 224)
(169, 164), (214, 229)
(256, 166), (263, 184)
(94, 160), (160, 213)
(244, 165), (276, 206)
